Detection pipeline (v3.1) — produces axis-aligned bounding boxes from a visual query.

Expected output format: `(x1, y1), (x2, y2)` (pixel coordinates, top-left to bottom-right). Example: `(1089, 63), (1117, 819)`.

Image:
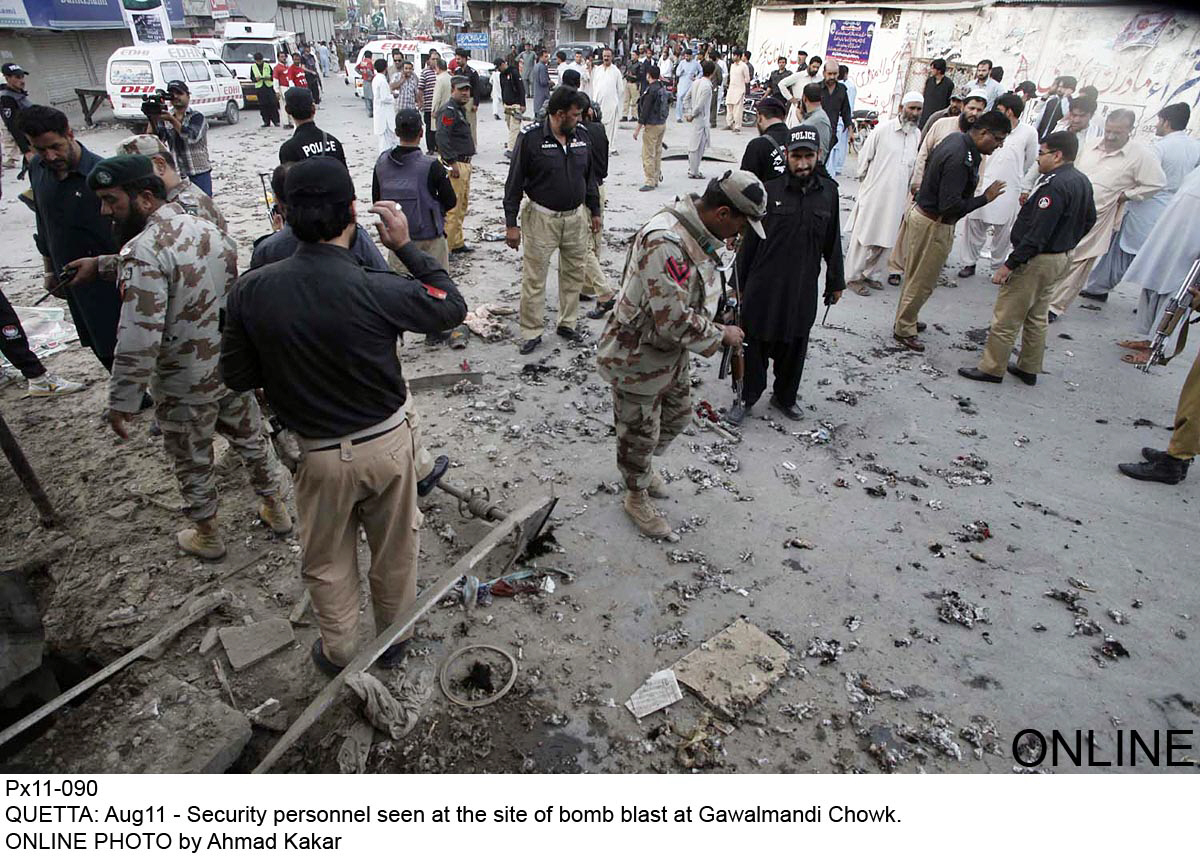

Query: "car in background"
(344, 40), (493, 101)
(555, 41), (606, 61)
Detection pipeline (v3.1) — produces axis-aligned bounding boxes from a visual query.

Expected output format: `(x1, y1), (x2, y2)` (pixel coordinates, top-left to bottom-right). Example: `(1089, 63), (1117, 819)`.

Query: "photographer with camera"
(146, 80), (212, 196)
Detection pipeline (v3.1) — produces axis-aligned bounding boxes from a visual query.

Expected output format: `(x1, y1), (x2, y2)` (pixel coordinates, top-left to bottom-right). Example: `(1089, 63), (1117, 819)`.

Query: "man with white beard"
(844, 92), (923, 295)
(591, 48), (624, 156)
(956, 92), (1039, 278)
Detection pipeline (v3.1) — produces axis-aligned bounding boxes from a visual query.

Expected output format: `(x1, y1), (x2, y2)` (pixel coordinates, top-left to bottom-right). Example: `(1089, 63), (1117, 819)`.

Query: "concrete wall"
(747, 2), (1200, 137)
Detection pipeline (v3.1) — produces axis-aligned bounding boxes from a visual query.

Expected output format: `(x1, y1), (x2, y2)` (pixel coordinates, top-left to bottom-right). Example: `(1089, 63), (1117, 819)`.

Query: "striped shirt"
(395, 75), (419, 111)
(419, 67), (437, 111)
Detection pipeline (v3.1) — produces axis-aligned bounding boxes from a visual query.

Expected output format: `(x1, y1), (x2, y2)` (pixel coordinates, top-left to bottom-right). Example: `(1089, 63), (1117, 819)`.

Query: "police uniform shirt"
(916, 131), (986, 222)
(503, 119), (600, 227)
(279, 123), (346, 166)
(1004, 164), (1097, 269)
(436, 100), (475, 163)
(740, 122), (790, 184)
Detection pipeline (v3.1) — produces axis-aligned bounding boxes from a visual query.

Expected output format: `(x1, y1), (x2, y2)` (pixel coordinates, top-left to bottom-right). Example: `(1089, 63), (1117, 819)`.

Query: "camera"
(140, 89), (170, 119)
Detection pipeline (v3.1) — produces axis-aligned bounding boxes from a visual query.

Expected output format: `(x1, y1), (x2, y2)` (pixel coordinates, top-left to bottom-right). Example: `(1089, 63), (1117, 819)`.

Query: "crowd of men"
(2, 40), (1199, 678)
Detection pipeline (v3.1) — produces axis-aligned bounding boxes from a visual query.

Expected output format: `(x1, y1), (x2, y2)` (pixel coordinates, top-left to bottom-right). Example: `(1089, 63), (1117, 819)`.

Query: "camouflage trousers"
(611, 364), (693, 491)
(156, 391), (282, 522)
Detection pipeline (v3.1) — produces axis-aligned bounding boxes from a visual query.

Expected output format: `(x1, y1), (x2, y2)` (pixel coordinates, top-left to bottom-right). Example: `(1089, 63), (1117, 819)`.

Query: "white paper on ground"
(624, 669), (682, 719)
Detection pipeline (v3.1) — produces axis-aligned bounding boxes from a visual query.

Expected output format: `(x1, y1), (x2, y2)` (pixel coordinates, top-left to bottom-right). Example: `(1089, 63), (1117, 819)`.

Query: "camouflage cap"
(710, 169), (768, 238)
(118, 133), (169, 156)
(87, 154), (156, 191)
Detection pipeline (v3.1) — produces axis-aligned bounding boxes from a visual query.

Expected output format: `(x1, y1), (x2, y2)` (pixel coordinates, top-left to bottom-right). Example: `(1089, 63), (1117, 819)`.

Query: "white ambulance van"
(106, 43), (242, 125)
(344, 39), (492, 101)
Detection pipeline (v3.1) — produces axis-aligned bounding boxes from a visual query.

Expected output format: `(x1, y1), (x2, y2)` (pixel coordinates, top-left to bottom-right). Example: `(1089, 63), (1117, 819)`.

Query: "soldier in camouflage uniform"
(70, 135), (228, 283)
(597, 170), (766, 537)
(82, 155), (290, 560)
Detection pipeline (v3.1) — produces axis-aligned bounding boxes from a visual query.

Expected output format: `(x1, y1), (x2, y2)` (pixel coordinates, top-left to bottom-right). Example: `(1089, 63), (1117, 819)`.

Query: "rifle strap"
(1170, 313), (1196, 364)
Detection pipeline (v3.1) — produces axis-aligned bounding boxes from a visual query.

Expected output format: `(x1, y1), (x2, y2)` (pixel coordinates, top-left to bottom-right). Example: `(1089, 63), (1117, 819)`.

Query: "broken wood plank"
(218, 618), (295, 671)
(0, 590), (231, 748)
(253, 494), (557, 773)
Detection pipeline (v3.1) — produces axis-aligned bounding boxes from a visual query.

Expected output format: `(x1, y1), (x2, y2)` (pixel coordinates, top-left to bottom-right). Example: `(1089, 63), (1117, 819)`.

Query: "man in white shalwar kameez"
(955, 92), (1039, 277)
(591, 49), (624, 156)
(1112, 165), (1200, 364)
(844, 92), (923, 295)
(373, 61), (398, 153)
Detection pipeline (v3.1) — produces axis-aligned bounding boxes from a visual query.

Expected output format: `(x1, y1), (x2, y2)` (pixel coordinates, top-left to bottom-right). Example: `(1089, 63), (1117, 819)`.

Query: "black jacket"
(279, 122), (346, 165)
(500, 67), (526, 106)
(637, 81), (669, 125)
(739, 122), (789, 184)
(736, 170), (845, 343)
(583, 118), (609, 185)
(503, 118), (600, 227)
(917, 131), (986, 222)
(221, 242), (466, 439)
(1005, 164), (1096, 269)
(0, 83), (32, 154)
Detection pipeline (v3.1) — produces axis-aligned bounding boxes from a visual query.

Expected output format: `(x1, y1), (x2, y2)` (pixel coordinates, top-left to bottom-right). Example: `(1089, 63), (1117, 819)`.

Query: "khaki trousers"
(295, 422), (421, 666)
(641, 123), (665, 187)
(518, 202), (590, 340)
(977, 253), (1069, 376)
(505, 106), (524, 150)
(1, 123), (18, 166)
(1048, 253), (1100, 317)
(389, 235), (449, 273)
(1168, 349), (1200, 460)
(622, 86), (639, 119)
(893, 208), (954, 338)
(581, 185), (613, 300)
(445, 163), (472, 251)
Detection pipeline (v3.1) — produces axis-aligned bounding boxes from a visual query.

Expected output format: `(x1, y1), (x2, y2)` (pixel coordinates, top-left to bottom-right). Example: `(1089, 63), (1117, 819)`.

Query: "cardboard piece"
(670, 618), (790, 718)
(625, 669), (683, 719)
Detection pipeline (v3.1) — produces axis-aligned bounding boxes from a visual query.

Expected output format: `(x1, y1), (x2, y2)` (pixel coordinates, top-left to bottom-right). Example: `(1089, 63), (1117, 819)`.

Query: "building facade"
(747, 1), (1200, 138)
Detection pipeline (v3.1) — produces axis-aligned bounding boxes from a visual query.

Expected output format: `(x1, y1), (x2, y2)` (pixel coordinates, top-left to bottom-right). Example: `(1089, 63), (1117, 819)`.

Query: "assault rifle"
(1141, 258), (1200, 372)
(716, 247), (744, 406)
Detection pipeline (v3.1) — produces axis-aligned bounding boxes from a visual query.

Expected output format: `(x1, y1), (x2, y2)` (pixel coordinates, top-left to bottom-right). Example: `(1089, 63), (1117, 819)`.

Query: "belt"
(916, 206), (953, 224)
(528, 201), (583, 217)
(297, 405), (408, 454)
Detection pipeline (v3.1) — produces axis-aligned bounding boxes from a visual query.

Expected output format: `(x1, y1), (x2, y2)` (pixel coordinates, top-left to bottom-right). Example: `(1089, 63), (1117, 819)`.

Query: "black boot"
(417, 454), (449, 497)
(1141, 447), (1192, 476)
(1118, 456), (1190, 484)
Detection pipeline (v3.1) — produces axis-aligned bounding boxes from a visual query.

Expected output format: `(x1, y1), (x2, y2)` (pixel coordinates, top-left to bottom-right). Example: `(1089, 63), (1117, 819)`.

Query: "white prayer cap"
(901, 91), (923, 106)
(964, 88), (989, 104)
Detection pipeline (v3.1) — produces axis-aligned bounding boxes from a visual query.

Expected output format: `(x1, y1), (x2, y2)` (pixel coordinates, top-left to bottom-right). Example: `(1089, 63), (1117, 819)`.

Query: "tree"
(660, 0), (752, 46)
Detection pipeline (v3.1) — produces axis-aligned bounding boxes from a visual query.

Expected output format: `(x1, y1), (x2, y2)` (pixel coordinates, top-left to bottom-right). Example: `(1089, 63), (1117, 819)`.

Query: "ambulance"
(343, 39), (492, 101)
(218, 21), (297, 109)
(106, 43), (243, 125)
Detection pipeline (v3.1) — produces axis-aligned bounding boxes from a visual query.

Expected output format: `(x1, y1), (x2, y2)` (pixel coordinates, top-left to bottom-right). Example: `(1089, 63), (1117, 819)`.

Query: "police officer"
(438, 76), (476, 256)
(959, 131), (1096, 386)
(596, 171), (764, 538)
(0, 62), (33, 173)
(1119, 297), (1200, 484)
(85, 155), (290, 560)
(504, 86), (601, 354)
(220, 157), (468, 675)
(730, 126), (845, 425)
(279, 87), (346, 165)
(893, 110), (1010, 352)
(739, 96), (790, 184)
